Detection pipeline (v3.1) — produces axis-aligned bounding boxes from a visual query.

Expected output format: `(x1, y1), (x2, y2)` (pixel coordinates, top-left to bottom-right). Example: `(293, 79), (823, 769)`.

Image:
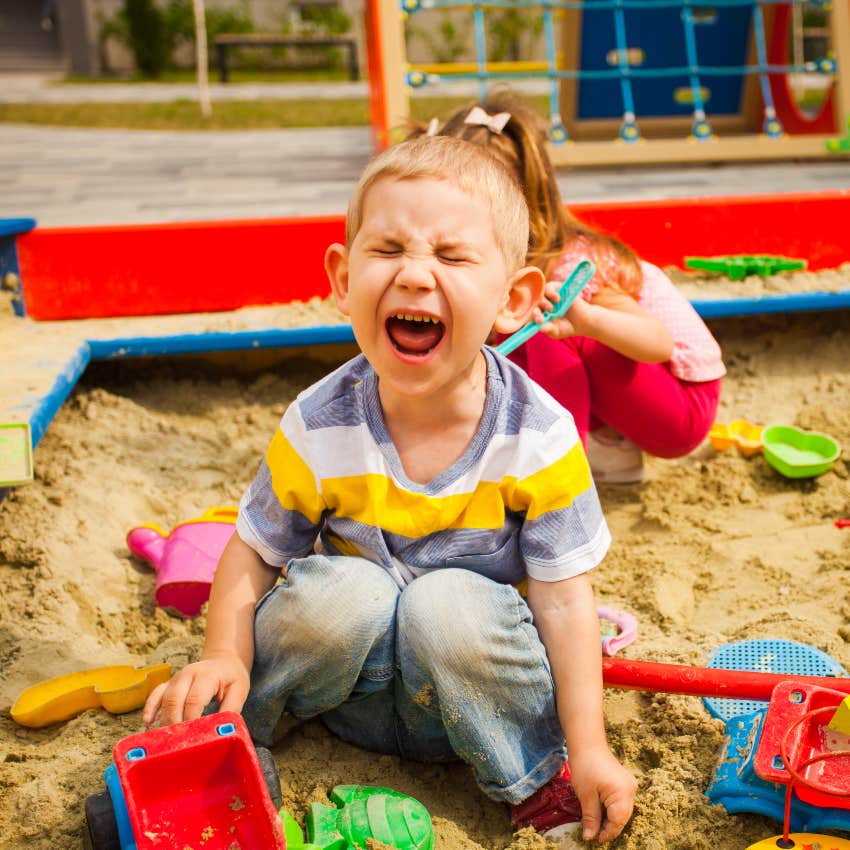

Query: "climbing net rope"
(401, 0), (837, 143)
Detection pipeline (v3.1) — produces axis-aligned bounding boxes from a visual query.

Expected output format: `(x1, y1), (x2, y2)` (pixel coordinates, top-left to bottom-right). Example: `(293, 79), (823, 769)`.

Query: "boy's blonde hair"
(346, 135), (530, 271)
(409, 95), (644, 298)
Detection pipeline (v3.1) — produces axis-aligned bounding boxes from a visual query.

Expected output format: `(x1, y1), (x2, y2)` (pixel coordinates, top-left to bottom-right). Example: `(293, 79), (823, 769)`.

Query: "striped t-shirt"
(236, 347), (610, 588)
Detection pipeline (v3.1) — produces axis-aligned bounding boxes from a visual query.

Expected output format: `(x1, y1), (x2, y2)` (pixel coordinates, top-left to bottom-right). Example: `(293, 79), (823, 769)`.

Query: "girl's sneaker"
(511, 763), (583, 846)
(586, 430), (644, 484)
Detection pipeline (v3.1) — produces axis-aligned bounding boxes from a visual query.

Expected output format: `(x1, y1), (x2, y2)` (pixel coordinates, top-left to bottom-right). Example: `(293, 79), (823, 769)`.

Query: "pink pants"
(509, 334), (721, 458)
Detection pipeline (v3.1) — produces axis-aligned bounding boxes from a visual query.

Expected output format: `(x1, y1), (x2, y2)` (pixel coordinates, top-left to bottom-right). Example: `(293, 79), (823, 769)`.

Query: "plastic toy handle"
(597, 606), (638, 656)
(495, 259), (596, 357)
(201, 506), (239, 523)
(602, 657), (850, 701)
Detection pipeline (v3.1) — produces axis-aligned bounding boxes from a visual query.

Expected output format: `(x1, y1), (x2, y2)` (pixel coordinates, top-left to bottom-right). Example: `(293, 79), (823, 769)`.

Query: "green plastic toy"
(826, 116), (850, 154)
(684, 254), (807, 280)
(761, 424), (841, 479)
(281, 785), (435, 850)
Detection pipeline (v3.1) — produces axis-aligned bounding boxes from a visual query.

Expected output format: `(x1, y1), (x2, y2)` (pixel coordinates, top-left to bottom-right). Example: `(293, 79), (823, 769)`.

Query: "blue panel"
(0, 218), (36, 239)
(87, 324), (357, 360)
(27, 344), (91, 449)
(577, 3), (752, 119)
(692, 290), (850, 318)
(104, 763), (138, 850)
(0, 237), (24, 317)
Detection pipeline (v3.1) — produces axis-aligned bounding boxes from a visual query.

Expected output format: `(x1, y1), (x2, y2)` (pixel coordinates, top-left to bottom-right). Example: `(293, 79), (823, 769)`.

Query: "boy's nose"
(395, 258), (436, 291)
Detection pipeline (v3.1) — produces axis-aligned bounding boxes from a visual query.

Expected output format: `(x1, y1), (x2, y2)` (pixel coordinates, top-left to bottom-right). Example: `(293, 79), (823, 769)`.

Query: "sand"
(1, 271), (849, 850)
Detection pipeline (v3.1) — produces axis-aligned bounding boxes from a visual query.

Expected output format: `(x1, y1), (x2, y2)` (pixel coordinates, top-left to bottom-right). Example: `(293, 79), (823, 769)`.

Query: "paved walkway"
(2, 73), (850, 226)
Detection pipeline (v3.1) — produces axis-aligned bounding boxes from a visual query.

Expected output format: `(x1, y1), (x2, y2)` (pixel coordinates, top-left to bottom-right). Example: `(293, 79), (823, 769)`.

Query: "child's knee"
(398, 569), (511, 664)
(255, 555), (399, 653)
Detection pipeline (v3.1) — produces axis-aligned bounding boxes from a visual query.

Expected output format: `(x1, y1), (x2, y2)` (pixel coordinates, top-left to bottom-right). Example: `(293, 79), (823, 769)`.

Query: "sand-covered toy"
(126, 506), (237, 617)
(11, 663), (171, 728)
(709, 420), (764, 456)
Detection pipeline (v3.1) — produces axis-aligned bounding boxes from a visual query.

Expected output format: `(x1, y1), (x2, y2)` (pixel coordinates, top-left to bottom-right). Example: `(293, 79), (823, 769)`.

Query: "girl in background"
(412, 96), (725, 483)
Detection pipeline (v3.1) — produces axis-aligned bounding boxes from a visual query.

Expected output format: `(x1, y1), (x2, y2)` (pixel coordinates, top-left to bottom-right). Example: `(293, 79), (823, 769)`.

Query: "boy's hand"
(142, 652), (250, 727)
(568, 744), (637, 842)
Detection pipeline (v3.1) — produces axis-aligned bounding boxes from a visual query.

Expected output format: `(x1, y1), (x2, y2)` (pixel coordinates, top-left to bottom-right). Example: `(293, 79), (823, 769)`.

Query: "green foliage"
(487, 9), (543, 62)
(296, 3), (351, 35)
(408, 14), (470, 64)
(124, 0), (170, 77)
(101, 0), (254, 75)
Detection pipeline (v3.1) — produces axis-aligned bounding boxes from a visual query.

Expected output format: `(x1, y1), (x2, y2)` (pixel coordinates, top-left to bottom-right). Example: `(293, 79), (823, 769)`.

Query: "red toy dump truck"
(83, 711), (285, 850)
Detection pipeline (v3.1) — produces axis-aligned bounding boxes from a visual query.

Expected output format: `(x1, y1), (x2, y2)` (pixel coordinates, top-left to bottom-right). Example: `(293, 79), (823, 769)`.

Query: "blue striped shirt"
(237, 348), (610, 587)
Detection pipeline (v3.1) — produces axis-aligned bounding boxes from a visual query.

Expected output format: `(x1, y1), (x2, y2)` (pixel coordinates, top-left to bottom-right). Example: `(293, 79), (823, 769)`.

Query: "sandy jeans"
(242, 555), (567, 803)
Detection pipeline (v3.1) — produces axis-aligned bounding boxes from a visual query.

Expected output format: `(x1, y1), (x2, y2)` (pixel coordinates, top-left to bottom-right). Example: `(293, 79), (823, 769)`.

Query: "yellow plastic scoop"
(747, 835), (850, 850)
(10, 663), (171, 728)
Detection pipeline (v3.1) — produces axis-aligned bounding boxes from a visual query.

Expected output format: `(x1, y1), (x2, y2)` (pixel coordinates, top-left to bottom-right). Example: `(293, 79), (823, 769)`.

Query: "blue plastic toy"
(495, 260), (595, 356)
(706, 708), (850, 832)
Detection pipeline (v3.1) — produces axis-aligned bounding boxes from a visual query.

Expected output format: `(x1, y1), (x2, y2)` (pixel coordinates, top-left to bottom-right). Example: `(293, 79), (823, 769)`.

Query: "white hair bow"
(464, 106), (511, 134)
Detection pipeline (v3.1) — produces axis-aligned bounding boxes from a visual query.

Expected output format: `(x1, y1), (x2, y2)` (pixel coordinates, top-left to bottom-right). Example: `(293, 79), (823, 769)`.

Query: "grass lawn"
(0, 95), (549, 130)
(61, 68), (354, 85)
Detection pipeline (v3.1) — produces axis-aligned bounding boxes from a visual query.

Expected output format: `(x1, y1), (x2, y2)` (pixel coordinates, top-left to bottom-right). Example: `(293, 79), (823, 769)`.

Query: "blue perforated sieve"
(702, 638), (848, 721)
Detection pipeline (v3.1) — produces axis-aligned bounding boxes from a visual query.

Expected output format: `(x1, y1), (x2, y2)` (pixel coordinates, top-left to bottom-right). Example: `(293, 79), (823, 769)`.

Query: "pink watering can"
(126, 506), (237, 617)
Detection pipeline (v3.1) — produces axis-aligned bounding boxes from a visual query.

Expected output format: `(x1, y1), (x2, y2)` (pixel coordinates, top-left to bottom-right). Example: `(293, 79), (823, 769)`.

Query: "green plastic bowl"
(762, 424), (841, 478)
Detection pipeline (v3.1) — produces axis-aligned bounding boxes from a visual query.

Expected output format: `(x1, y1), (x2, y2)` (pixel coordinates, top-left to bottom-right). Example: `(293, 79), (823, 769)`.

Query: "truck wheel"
(83, 790), (120, 850)
(256, 747), (282, 809)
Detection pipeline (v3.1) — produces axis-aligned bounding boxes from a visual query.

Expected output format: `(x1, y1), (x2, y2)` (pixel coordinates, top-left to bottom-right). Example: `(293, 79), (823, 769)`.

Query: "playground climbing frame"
(364, 0), (850, 165)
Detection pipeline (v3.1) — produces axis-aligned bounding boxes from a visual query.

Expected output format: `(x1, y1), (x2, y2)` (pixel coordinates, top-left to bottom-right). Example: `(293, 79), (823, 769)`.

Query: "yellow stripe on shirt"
(509, 440), (592, 521)
(266, 429), (326, 524)
(311, 440), (591, 537)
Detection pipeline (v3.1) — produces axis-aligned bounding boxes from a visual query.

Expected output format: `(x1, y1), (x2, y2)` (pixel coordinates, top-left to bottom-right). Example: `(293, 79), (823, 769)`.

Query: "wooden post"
(193, 0), (212, 118)
(365, 0), (410, 151)
(831, 0), (850, 129)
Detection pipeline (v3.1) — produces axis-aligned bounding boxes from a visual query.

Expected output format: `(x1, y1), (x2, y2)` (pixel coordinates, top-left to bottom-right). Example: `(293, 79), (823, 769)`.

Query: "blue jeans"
(242, 555), (566, 803)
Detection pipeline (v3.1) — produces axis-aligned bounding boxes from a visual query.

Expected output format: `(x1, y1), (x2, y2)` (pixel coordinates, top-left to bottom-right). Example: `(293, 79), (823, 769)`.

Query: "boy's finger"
(598, 797), (633, 842)
(218, 680), (249, 715)
(142, 681), (168, 726)
(158, 672), (196, 726)
(181, 675), (219, 723)
(578, 794), (602, 840)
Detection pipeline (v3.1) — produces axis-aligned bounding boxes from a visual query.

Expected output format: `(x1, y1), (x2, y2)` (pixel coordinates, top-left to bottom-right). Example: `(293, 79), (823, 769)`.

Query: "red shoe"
(511, 762), (582, 833)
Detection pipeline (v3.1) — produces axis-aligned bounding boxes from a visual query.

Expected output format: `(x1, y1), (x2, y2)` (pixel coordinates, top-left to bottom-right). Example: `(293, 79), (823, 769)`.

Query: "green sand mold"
(282, 785), (435, 850)
(684, 255), (807, 280)
(762, 424), (841, 478)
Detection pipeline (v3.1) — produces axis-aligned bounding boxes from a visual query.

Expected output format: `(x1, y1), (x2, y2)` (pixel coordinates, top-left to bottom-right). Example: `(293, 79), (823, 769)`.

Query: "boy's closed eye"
(373, 243), (402, 256)
(435, 242), (477, 265)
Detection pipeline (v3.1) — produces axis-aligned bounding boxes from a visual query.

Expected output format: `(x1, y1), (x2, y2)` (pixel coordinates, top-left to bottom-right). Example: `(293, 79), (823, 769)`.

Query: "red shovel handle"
(602, 657), (850, 701)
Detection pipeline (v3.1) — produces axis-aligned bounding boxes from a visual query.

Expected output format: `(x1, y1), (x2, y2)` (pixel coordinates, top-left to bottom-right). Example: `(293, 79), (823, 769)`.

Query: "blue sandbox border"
(18, 289), (850, 459)
(27, 325), (356, 453)
(691, 289), (850, 318)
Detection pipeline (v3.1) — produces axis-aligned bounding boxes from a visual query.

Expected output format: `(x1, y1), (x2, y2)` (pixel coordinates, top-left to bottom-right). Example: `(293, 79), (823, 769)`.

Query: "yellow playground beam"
(409, 60), (554, 75)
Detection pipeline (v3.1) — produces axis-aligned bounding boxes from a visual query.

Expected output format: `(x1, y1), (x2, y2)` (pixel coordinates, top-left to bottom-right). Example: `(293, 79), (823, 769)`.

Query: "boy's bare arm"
(143, 533), (279, 726)
(526, 574), (636, 842)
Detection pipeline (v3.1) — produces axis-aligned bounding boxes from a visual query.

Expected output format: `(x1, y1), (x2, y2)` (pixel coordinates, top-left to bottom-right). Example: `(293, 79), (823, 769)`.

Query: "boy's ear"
(493, 265), (546, 334)
(325, 243), (351, 316)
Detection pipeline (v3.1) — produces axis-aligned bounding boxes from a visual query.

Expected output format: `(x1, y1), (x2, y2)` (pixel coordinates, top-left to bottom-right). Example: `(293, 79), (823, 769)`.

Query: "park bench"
(213, 32), (359, 82)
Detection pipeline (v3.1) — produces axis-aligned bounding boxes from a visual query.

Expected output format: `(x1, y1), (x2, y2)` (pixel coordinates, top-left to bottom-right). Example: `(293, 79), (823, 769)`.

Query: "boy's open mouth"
(386, 313), (445, 356)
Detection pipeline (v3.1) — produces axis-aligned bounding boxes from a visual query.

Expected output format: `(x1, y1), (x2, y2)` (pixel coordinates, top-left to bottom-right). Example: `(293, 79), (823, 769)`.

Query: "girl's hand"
(540, 297), (595, 340)
(568, 744), (637, 842)
(142, 652), (250, 727)
(530, 280), (563, 324)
